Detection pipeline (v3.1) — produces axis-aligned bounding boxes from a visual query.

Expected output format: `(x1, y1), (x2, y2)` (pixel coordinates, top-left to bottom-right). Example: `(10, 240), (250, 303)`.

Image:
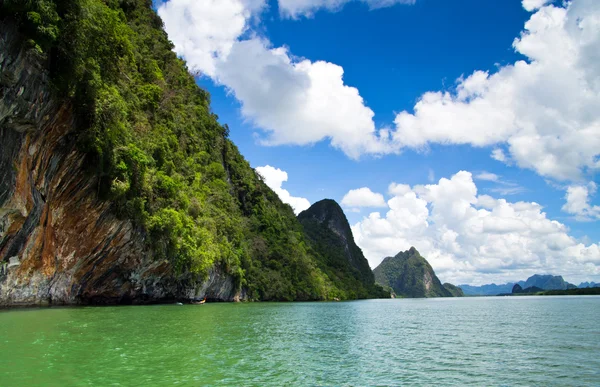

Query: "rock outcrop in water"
(511, 284), (544, 295)
(0, 1), (375, 305)
(512, 284), (523, 294)
(520, 274), (576, 291)
(0, 22), (238, 305)
(373, 247), (456, 298)
(298, 199), (387, 299)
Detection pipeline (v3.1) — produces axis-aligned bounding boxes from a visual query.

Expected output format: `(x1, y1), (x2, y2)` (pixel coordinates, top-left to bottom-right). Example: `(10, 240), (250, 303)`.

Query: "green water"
(1, 296), (599, 386)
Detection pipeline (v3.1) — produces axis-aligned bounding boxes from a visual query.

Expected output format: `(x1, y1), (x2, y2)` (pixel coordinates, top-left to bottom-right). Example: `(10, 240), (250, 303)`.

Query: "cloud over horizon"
(350, 171), (600, 285)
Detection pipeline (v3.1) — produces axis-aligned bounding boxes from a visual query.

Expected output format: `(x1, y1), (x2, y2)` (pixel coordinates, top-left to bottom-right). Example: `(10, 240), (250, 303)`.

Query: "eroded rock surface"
(0, 24), (239, 306)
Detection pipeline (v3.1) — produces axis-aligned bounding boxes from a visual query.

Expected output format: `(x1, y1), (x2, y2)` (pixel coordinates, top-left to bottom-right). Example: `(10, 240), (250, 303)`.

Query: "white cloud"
(214, 39), (391, 158)
(427, 168), (435, 183)
(491, 148), (509, 164)
(277, 0), (415, 19)
(388, 182), (411, 196)
(474, 172), (526, 195)
(255, 165), (311, 214)
(157, 0), (264, 77)
(475, 172), (500, 182)
(159, 0), (392, 159)
(522, 0), (552, 12)
(341, 187), (387, 208)
(562, 182), (600, 221)
(352, 171), (600, 285)
(489, 185), (527, 196)
(160, 0), (600, 183)
(390, 1), (600, 181)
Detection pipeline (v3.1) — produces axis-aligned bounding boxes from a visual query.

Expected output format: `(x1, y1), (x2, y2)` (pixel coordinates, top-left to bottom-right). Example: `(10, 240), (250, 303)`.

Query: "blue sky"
(156, 0), (600, 285)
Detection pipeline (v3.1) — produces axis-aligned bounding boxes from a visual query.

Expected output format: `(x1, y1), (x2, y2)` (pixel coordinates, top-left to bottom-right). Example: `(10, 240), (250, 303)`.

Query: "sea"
(1, 296), (599, 386)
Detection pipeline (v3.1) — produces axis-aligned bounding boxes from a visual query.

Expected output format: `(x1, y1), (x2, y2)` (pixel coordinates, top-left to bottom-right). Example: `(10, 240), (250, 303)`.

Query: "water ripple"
(1, 296), (600, 386)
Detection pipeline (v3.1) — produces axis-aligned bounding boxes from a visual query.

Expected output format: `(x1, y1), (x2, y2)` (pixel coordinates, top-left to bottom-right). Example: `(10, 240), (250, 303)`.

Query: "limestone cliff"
(373, 247), (455, 298)
(443, 283), (464, 297)
(0, 0), (350, 305)
(0, 23), (239, 305)
(298, 199), (387, 299)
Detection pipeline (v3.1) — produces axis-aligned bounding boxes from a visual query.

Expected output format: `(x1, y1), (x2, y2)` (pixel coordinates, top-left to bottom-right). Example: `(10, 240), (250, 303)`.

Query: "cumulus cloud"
(159, 0), (600, 183)
(277, 0), (415, 19)
(522, 0), (552, 12)
(341, 187), (387, 208)
(388, 182), (411, 196)
(562, 182), (600, 221)
(157, 0), (264, 77)
(159, 0), (392, 158)
(351, 171), (600, 285)
(255, 165), (311, 214)
(491, 148), (509, 164)
(214, 39), (391, 157)
(390, 1), (600, 181)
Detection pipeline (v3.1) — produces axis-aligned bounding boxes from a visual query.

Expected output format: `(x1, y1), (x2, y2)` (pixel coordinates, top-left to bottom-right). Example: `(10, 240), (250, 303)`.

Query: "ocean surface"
(1, 296), (599, 386)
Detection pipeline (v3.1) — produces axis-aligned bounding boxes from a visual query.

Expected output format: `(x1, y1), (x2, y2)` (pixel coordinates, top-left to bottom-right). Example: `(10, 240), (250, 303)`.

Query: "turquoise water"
(1, 296), (599, 386)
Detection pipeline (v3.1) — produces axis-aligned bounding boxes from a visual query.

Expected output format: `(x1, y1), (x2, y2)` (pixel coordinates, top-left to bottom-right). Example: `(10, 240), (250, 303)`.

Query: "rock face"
(373, 247), (453, 298)
(298, 199), (386, 299)
(443, 283), (464, 297)
(512, 284), (523, 294)
(521, 274), (576, 291)
(512, 284), (543, 294)
(0, 23), (241, 305)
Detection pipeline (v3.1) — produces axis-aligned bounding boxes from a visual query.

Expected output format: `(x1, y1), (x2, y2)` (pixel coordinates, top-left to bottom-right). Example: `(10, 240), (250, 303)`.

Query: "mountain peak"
(298, 200), (386, 299)
(298, 199), (352, 241)
(522, 274), (575, 290)
(374, 248), (455, 298)
(298, 199), (345, 222)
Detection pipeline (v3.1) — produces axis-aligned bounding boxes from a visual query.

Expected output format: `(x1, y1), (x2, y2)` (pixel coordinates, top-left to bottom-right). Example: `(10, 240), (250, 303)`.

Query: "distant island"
(578, 282), (599, 288)
(459, 274), (600, 297)
(373, 247), (462, 298)
(496, 282), (600, 296)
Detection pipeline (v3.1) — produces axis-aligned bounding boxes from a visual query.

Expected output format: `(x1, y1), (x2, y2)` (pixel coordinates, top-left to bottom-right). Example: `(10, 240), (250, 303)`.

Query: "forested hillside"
(374, 248), (454, 298)
(0, 0), (376, 302)
(298, 200), (388, 299)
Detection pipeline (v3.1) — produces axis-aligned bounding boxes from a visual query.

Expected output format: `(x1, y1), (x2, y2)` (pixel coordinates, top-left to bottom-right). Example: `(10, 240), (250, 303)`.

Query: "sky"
(154, 0), (600, 286)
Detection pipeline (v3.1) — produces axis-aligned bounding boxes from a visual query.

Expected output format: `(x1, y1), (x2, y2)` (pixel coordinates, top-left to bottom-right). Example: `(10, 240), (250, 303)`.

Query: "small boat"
(192, 298), (206, 305)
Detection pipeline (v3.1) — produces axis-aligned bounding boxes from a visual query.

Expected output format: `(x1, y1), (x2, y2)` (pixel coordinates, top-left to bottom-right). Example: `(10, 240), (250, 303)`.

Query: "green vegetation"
(511, 284), (544, 295)
(1, 0), (356, 301)
(298, 200), (388, 299)
(373, 247), (453, 298)
(519, 274), (576, 291)
(539, 287), (600, 296)
(443, 283), (464, 297)
(502, 286), (600, 296)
